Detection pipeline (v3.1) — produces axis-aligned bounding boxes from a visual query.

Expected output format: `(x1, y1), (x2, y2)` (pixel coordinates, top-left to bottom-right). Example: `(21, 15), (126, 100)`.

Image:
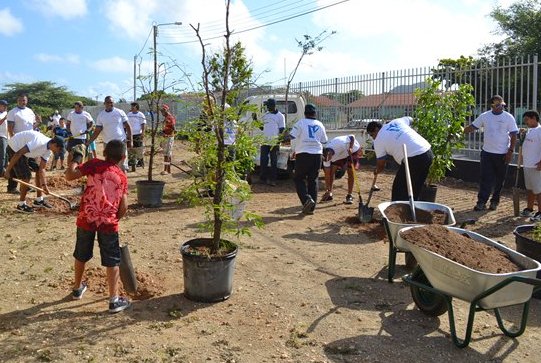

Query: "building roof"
(347, 93), (417, 108)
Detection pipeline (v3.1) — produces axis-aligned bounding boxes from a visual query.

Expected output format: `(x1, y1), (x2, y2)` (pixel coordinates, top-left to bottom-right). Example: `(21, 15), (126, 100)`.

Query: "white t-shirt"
(373, 116), (431, 164)
(127, 111), (147, 136)
(522, 125), (541, 168)
(96, 107), (129, 143)
(290, 118), (328, 154)
(0, 111), (7, 139)
(262, 111), (285, 143)
(67, 110), (93, 140)
(327, 135), (361, 162)
(472, 110), (518, 154)
(224, 120), (236, 146)
(8, 130), (52, 161)
(7, 107), (36, 134)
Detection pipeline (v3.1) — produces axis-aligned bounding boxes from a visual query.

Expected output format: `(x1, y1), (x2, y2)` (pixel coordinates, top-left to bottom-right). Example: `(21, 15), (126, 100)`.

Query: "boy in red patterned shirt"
(160, 104), (176, 175)
(65, 140), (130, 313)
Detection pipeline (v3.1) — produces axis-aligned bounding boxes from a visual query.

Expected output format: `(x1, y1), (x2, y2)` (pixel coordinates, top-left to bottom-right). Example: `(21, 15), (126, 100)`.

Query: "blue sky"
(0, 0), (514, 101)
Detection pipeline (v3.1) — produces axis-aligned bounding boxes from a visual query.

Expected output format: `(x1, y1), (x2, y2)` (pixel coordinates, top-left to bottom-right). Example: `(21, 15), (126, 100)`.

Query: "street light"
(152, 21), (182, 130)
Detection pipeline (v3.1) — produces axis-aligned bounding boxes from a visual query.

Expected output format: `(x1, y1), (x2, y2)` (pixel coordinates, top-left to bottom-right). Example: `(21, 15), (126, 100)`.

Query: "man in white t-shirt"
(321, 135), (362, 204)
(67, 101), (94, 164)
(127, 102), (146, 170)
(6, 94), (39, 193)
(0, 100), (8, 175)
(86, 96), (133, 172)
(367, 116), (433, 201)
(48, 110), (61, 129)
(259, 98), (285, 186)
(4, 130), (65, 213)
(519, 110), (541, 221)
(464, 95), (518, 211)
(290, 104), (328, 215)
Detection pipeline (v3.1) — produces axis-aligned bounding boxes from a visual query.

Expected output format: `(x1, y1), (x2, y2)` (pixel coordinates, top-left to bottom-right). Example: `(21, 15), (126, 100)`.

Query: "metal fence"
(262, 55), (540, 160)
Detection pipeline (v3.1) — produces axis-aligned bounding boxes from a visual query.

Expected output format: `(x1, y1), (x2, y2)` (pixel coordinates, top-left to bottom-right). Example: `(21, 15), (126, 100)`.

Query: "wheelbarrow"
(378, 201), (456, 282)
(397, 225), (541, 348)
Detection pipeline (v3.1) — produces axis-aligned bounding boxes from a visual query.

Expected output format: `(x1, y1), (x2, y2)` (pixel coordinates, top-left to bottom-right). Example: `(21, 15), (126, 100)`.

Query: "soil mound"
(399, 225), (521, 273)
(385, 204), (448, 224)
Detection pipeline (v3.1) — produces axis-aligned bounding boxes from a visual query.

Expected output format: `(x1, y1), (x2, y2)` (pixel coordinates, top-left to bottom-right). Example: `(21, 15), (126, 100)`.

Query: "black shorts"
(67, 138), (85, 152)
(7, 146), (37, 180)
(73, 227), (121, 267)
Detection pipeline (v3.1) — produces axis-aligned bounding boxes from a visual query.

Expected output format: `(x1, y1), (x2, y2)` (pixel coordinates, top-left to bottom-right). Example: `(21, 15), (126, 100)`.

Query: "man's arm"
(463, 124), (478, 134)
(374, 158), (386, 175)
(123, 121), (133, 148)
(64, 159), (83, 181)
(7, 122), (15, 137)
(85, 125), (102, 146)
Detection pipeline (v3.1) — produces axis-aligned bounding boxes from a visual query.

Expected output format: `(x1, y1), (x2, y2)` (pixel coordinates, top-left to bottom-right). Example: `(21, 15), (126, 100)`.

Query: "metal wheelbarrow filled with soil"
(396, 225), (541, 348)
(378, 201), (456, 282)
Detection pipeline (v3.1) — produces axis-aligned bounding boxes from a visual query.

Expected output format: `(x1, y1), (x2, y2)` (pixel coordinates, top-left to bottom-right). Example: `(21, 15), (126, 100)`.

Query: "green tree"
(479, 0), (541, 60)
(414, 78), (475, 184)
(0, 81), (96, 119)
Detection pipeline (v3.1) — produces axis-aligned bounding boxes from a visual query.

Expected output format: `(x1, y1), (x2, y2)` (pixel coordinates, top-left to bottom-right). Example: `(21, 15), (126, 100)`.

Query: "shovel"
(119, 244), (138, 294)
(402, 144), (416, 222)
(513, 142), (523, 217)
(13, 178), (78, 210)
(359, 174), (378, 223)
(350, 161), (364, 222)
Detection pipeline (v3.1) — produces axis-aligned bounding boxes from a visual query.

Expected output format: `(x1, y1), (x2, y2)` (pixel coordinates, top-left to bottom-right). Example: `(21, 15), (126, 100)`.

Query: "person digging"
(321, 135), (363, 204)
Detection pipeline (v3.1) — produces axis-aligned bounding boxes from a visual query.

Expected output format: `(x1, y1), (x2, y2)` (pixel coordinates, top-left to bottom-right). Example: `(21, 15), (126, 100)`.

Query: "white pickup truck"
(242, 94), (371, 176)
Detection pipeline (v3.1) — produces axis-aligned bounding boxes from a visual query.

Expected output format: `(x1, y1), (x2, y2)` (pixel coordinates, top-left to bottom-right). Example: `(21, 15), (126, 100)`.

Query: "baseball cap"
(0, 100), (8, 106)
(305, 103), (316, 114)
(265, 98), (276, 107)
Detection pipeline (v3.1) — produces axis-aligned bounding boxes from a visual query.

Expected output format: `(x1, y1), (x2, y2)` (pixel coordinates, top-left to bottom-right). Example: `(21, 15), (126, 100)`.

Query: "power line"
(159, 0), (350, 45)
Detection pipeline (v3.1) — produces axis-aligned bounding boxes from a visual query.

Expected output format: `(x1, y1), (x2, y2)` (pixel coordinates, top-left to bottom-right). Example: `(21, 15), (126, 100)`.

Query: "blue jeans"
(0, 137), (7, 173)
(477, 150), (508, 205)
(260, 144), (279, 182)
(293, 153), (322, 205)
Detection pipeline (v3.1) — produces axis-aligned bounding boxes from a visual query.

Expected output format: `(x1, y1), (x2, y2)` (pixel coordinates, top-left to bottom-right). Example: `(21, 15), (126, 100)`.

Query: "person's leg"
(391, 163), (408, 201)
(72, 227), (95, 296)
(260, 145), (270, 181)
(477, 151), (494, 206)
(0, 137), (7, 174)
(97, 232), (121, 299)
(490, 154), (508, 207)
(408, 151), (433, 200)
(306, 154), (321, 204)
(346, 165), (354, 196)
(293, 153), (309, 204)
(269, 145), (279, 182)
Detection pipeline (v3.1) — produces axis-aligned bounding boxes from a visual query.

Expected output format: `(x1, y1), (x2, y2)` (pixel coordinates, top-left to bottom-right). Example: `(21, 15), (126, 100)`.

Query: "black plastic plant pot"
(136, 180), (165, 207)
(180, 238), (238, 303)
(514, 224), (541, 299)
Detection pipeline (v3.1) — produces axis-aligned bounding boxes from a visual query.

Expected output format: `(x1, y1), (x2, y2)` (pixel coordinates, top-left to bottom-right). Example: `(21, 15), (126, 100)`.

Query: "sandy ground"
(1, 140), (541, 363)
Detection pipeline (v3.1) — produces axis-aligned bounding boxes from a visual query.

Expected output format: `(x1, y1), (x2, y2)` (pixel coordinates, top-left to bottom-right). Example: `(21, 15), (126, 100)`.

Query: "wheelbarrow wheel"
(410, 267), (448, 317)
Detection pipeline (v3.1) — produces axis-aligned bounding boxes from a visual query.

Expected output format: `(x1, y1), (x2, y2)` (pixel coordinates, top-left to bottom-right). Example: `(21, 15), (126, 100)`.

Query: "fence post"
(533, 54), (538, 110)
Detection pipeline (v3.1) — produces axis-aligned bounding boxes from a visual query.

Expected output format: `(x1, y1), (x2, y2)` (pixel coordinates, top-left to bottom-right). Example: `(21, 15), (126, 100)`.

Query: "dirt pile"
(399, 225), (522, 273)
(385, 203), (448, 224)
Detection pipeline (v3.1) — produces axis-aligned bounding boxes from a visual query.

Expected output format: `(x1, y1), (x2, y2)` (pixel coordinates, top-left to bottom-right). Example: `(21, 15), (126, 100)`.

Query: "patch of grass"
(285, 325), (310, 349)
(44, 267), (53, 273)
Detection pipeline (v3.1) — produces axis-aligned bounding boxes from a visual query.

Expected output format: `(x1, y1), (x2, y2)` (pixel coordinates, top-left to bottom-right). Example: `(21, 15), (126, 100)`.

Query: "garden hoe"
(13, 178), (78, 210)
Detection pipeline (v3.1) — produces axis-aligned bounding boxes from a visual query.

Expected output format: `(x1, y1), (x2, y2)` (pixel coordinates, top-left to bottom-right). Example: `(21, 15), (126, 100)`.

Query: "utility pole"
(133, 55), (137, 102)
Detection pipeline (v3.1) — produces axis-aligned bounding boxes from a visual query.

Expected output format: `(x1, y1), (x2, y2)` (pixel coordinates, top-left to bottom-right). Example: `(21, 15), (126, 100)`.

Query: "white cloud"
(34, 53), (80, 64)
(28, 0), (88, 19)
(0, 71), (34, 85)
(105, 0), (157, 39)
(0, 8), (24, 36)
(90, 57), (133, 73)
